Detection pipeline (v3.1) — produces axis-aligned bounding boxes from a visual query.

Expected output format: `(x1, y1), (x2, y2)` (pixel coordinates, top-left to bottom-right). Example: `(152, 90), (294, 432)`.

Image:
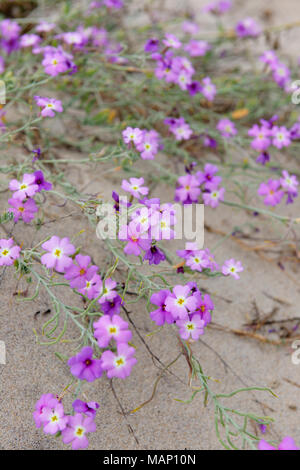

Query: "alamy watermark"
(96, 200), (205, 247)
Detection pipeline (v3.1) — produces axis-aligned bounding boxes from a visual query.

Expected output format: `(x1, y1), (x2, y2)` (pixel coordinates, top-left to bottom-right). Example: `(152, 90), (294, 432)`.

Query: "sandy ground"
(1, 0), (300, 450)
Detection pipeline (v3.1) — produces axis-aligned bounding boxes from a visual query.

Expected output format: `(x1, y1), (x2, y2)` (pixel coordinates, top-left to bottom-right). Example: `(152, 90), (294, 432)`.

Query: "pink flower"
(34, 95), (63, 118)
(98, 278), (119, 303)
(258, 179), (284, 206)
(68, 346), (103, 382)
(136, 131), (160, 160)
(122, 126), (143, 146)
(186, 250), (210, 272)
(8, 197), (38, 223)
(197, 164), (222, 188)
(184, 40), (211, 57)
(260, 50), (278, 67)
(36, 22), (56, 33)
(201, 77), (216, 101)
(203, 186), (225, 208)
(42, 53), (70, 76)
(280, 170), (299, 197)
(78, 273), (101, 300)
(64, 255), (98, 289)
(43, 402), (68, 435)
(121, 177), (149, 198)
(163, 34), (182, 49)
(235, 18), (261, 38)
(175, 174), (201, 204)
(101, 343), (137, 379)
(176, 314), (205, 340)
(20, 34), (41, 48)
(222, 258), (244, 280)
(217, 118), (237, 138)
(271, 126), (291, 149)
(62, 413), (96, 450)
(119, 222), (151, 256)
(149, 289), (174, 326)
(258, 436), (299, 450)
(93, 314), (132, 347)
(0, 238), (21, 266)
(9, 173), (39, 200)
(41, 236), (75, 273)
(165, 285), (197, 319)
(248, 124), (271, 152)
(165, 117), (193, 141)
(33, 393), (58, 428)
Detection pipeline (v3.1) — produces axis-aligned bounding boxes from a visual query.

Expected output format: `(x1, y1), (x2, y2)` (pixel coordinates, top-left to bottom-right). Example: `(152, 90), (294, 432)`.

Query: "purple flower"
(121, 177), (148, 198)
(9, 173), (39, 200)
(256, 151), (270, 165)
(62, 413), (96, 450)
(149, 289), (174, 326)
(235, 18), (261, 38)
(34, 170), (52, 192)
(34, 96), (63, 118)
(258, 179), (284, 206)
(184, 40), (211, 57)
(222, 258), (244, 280)
(280, 170), (299, 197)
(203, 186), (225, 208)
(101, 343), (137, 379)
(260, 50), (278, 67)
(98, 278), (118, 304)
(187, 81), (202, 96)
(258, 436), (299, 450)
(248, 124), (271, 152)
(175, 174), (201, 204)
(136, 130), (160, 160)
(78, 272), (102, 300)
(20, 34), (41, 49)
(144, 38), (160, 53)
(122, 126), (143, 146)
(8, 197), (38, 223)
(163, 34), (182, 49)
(186, 250), (210, 272)
(42, 402), (68, 435)
(100, 294), (123, 316)
(217, 118), (237, 138)
(197, 164), (221, 188)
(272, 62), (290, 89)
(0, 238), (21, 266)
(194, 292), (214, 325)
(165, 117), (193, 141)
(176, 314), (205, 340)
(181, 21), (199, 36)
(119, 222), (151, 256)
(32, 148), (41, 163)
(0, 19), (20, 54)
(64, 255), (98, 289)
(33, 393), (58, 428)
(42, 52), (70, 76)
(36, 22), (56, 33)
(201, 77), (216, 101)
(143, 245), (166, 265)
(94, 314), (132, 348)
(41, 236), (75, 273)
(165, 285), (197, 320)
(68, 346), (103, 382)
(203, 0), (232, 15)
(72, 400), (99, 418)
(271, 126), (291, 149)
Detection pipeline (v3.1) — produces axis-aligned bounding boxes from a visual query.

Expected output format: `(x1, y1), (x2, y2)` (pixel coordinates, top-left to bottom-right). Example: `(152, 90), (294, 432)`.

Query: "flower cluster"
(260, 50), (291, 91)
(258, 171), (299, 206)
(8, 171), (52, 223)
(122, 127), (162, 160)
(176, 242), (243, 279)
(33, 393), (98, 450)
(175, 163), (225, 208)
(145, 36), (216, 100)
(118, 183), (176, 264)
(149, 283), (213, 340)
